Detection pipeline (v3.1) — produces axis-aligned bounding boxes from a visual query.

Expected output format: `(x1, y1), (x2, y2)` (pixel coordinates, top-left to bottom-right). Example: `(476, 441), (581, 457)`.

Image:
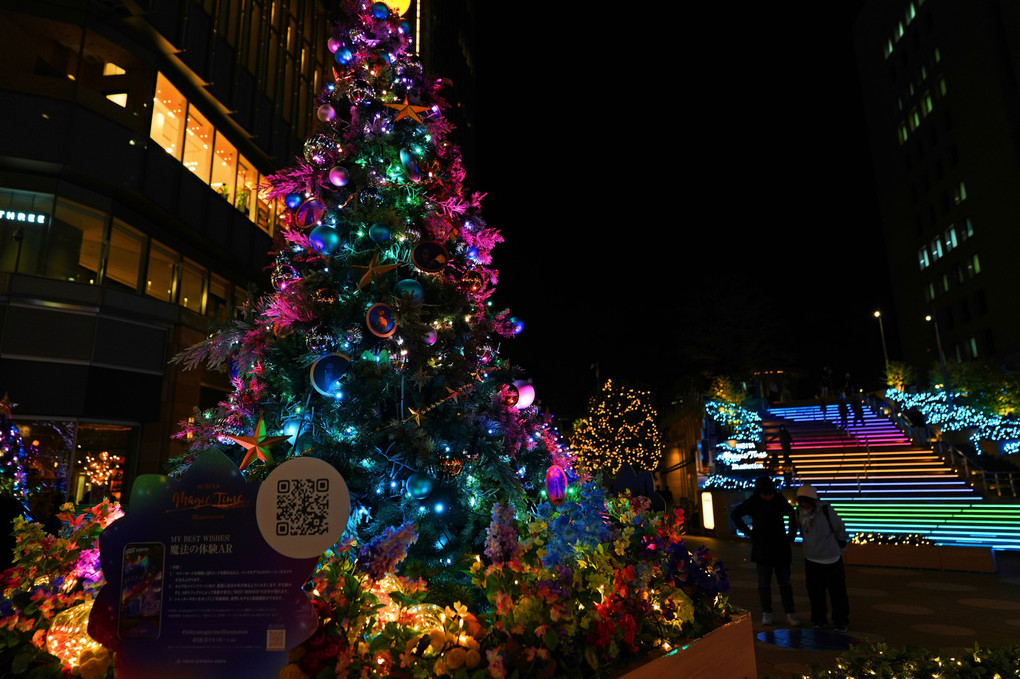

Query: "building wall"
(854, 0), (1020, 373)
(0, 0), (332, 507)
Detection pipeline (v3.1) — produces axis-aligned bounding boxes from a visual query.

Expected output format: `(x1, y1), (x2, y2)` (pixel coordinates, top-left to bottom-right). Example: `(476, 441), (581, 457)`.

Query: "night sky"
(465, 3), (892, 420)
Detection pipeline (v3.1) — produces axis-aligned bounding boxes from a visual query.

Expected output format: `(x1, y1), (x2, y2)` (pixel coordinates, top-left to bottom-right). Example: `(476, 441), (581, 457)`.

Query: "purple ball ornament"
(546, 465), (569, 506)
(317, 104), (337, 122)
(327, 37), (342, 53)
(295, 198), (327, 228)
(424, 328), (438, 346)
(328, 165), (351, 187)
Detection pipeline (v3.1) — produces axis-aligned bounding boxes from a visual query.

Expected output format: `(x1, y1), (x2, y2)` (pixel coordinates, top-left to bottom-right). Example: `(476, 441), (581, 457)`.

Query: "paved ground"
(684, 536), (1020, 679)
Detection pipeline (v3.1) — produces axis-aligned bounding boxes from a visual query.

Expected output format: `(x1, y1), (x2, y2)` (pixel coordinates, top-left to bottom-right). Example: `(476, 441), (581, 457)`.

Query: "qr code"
(276, 478), (329, 536)
(266, 627), (286, 651)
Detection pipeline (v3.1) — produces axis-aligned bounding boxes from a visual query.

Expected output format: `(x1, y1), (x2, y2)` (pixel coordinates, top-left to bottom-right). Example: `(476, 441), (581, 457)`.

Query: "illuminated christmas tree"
(173, 0), (573, 572)
(0, 393), (27, 499)
(569, 379), (662, 477)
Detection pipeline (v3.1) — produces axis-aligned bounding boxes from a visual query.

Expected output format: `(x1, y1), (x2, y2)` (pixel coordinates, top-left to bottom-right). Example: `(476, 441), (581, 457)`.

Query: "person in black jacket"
(731, 475), (801, 626)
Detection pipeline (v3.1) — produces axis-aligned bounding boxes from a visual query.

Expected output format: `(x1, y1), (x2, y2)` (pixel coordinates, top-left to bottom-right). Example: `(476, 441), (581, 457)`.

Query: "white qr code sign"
(255, 456), (350, 559)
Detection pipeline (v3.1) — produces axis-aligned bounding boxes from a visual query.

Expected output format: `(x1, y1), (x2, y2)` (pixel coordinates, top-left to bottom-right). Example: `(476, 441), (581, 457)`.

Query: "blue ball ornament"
(406, 472), (435, 500)
(285, 193), (303, 209)
(510, 316), (525, 335)
(334, 47), (353, 65)
(309, 225), (342, 255)
(371, 2), (390, 19)
(394, 278), (425, 302)
(368, 222), (391, 243)
(398, 19), (412, 34)
(466, 246), (479, 260)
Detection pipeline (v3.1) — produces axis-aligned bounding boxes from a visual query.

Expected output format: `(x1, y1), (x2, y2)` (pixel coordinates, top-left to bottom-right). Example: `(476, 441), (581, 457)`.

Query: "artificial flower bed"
(0, 485), (732, 678)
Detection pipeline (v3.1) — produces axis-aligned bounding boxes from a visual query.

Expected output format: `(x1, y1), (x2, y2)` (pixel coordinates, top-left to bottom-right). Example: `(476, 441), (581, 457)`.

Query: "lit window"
(102, 62), (126, 76)
(236, 154), (255, 211)
(149, 73), (186, 159)
(897, 21), (904, 40)
(908, 2), (916, 21)
(211, 133), (238, 204)
(972, 253), (981, 275)
(921, 65), (927, 80)
(208, 274), (231, 322)
(954, 181), (967, 204)
(942, 273), (949, 292)
(179, 258), (207, 312)
(105, 219), (145, 293)
(939, 76), (947, 96)
(898, 123), (909, 144)
(944, 225), (957, 250)
(918, 246), (930, 270)
(934, 47), (941, 63)
(965, 217), (974, 238)
(106, 92), (128, 107)
(146, 240), (178, 303)
(885, 39), (894, 59)
(928, 282), (936, 299)
(909, 109), (919, 131)
(183, 107), (213, 182)
(970, 337), (978, 358)
(930, 236), (943, 261)
(922, 91), (933, 115)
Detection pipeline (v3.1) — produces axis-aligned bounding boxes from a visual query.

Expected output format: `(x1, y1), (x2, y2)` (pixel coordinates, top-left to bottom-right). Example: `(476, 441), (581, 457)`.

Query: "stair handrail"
(934, 439), (1020, 499)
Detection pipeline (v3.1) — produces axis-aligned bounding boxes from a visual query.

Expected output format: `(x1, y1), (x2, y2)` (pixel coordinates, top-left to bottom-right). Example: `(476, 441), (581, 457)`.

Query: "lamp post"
(925, 312), (953, 410)
(874, 310), (889, 375)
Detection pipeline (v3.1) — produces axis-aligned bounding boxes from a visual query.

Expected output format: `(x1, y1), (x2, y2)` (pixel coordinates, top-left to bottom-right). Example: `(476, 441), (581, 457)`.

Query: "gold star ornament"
(351, 252), (400, 290)
(227, 415), (290, 470)
(384, 96), (430, 125)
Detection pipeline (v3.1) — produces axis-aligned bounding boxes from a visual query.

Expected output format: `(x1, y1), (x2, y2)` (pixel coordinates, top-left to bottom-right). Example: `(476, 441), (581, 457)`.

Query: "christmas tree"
(173, 0), (573, 573)
(570, 379), (662, 477)
(0, 393), (27, 499)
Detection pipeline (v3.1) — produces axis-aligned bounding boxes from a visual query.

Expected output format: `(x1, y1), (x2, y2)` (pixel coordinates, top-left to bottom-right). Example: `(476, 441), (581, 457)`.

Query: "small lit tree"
(884, 361), (915, 393)
(570, 379), (662, 476)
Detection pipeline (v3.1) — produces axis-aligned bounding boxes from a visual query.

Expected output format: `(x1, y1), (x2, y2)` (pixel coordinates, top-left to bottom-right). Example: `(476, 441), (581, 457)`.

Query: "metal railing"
(935, 440), (1020, 498)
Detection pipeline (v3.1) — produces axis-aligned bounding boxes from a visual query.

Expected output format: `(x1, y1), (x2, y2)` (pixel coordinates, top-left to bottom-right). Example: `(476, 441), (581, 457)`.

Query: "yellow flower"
(430, 629), (447, 651)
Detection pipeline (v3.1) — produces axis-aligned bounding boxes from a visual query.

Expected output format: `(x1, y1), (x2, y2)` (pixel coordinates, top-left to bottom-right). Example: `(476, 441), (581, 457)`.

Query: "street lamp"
(874, 310), (889, 375)
(925, 312), (953, 410)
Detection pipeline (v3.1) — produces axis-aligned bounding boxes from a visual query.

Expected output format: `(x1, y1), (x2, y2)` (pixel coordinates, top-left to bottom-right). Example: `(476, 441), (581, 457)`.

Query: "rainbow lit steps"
(765, 404), (1020, 550)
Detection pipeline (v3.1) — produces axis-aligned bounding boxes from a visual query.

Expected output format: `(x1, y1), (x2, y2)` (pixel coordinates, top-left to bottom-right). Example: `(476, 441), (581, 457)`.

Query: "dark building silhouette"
(0, 0), (479, 507)
(854, 0), (1020, 374)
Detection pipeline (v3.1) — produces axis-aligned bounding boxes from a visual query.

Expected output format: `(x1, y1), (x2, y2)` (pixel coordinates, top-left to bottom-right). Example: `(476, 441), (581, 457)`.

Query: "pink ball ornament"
(317, 104), (337, 122)
(424, 328), (438, 346)
(513, 381), (535, 409)
(328, 37), (342, 53)
(328, 165), (350, 187)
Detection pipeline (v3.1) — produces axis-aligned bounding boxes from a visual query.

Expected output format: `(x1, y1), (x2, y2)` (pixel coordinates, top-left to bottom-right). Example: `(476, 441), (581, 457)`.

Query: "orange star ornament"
(227, 415), (290, 470)
(384, 96), (430, 125)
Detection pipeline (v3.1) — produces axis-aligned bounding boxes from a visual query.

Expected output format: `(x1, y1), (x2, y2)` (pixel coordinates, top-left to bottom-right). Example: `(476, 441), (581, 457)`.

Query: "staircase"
(765, 403), (1020, 550)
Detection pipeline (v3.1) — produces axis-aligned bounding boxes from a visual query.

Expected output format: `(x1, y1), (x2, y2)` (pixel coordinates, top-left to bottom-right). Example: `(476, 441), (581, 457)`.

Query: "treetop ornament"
(384, 96), (430, 125)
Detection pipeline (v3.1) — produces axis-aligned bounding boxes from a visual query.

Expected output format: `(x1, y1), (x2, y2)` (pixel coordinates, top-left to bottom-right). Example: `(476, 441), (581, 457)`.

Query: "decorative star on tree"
(0, 393), (15, 419)
(226, 415), (289, 470)
(384, 96), (429, 124)
(351, 252), (400, 289)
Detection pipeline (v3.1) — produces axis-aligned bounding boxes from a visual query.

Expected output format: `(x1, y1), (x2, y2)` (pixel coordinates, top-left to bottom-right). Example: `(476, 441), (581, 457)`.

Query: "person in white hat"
(796, 483), (850, 631)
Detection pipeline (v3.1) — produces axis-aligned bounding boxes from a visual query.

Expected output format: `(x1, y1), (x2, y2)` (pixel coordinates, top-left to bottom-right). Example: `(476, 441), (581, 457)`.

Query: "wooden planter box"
(843, 543), (996, 573)
(616, 611), (755, 679)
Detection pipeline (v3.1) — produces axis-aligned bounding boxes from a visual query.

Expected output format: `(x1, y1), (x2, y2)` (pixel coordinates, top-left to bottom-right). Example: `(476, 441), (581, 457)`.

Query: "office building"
(854, 0), (1020, 372)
